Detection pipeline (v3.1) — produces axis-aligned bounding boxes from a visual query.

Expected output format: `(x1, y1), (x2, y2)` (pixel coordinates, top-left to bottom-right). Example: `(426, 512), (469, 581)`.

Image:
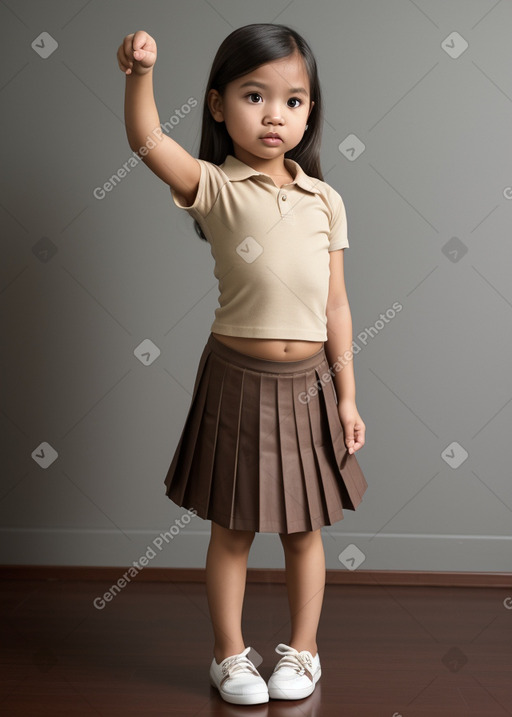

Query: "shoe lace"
(275, 645), (313, 675)
(222, 650), (258, 679)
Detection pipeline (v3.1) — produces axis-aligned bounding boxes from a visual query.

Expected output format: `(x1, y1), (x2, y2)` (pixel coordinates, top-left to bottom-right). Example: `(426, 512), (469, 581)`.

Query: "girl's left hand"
(338, 399), (366, 454)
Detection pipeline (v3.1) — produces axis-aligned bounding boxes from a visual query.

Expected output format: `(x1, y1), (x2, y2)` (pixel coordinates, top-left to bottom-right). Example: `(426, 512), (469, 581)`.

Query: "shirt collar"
(220, 154), (322, 195)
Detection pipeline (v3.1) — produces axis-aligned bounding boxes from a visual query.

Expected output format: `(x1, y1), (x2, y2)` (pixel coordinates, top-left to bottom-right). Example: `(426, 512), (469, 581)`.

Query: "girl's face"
(208, 51), (314, 167)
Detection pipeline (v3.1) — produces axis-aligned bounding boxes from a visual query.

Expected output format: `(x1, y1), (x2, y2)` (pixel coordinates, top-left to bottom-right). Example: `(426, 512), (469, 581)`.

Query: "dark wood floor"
(1, 578), (511, 716)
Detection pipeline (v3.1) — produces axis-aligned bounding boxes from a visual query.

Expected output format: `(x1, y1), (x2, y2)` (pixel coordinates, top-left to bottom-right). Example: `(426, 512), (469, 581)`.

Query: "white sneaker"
(267, 643), (321, 700)
(209, 646), (269, 705)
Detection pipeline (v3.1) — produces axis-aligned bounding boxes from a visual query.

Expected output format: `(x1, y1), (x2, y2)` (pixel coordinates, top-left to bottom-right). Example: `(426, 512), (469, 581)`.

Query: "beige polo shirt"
(170, 154), (349, 341)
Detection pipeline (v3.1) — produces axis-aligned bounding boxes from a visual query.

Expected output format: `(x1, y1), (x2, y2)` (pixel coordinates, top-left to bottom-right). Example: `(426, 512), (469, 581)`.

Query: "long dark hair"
(193, 23), (323, 240)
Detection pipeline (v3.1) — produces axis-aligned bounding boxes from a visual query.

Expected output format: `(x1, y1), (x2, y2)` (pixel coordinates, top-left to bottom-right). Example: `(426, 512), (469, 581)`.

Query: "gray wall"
(1, 0), (511, 572)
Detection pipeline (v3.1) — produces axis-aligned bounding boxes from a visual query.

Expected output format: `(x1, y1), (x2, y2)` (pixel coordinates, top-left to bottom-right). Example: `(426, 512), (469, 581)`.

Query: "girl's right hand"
(117, 31), (157, 75)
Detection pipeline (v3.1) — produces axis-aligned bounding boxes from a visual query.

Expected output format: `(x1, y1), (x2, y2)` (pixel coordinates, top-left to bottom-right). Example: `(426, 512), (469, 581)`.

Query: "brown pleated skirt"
(164, 333), (368, 534)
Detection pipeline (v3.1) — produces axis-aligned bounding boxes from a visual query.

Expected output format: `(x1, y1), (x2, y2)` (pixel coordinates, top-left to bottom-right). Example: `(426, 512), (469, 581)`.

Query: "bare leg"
(278, 528), (325, 656)
(206, 521), (255, 663)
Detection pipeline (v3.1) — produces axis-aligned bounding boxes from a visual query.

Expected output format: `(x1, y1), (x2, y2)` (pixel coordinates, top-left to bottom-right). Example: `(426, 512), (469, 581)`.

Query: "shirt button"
(281, 194), (287, 201)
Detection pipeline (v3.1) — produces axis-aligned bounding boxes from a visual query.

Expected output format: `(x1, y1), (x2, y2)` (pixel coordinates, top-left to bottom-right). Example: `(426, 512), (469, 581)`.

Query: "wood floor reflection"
(1, 578), (511, 715)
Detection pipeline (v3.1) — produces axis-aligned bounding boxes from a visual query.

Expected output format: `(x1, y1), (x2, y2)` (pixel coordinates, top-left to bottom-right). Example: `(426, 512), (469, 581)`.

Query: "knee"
(211, 521), (255, 553)
(279, 528), (321, 554)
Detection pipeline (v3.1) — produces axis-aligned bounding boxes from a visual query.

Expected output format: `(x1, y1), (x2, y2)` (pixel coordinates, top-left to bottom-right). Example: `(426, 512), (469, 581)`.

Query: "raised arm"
(117, 31), (200, 205)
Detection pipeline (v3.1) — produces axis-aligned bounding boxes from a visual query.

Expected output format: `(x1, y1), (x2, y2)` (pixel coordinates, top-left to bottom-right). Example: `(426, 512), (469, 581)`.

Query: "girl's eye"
(247, 93), (263, 103)
(287, 97), (302, 108)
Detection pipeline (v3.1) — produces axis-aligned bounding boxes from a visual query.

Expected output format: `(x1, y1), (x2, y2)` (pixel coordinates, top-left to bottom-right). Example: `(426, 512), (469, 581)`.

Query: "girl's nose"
(264, 111), (284, 125)
(264, 100), (284, 124)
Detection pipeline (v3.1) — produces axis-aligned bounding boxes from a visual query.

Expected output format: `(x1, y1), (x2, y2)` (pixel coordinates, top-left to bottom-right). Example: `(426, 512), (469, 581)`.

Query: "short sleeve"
(170, 159), (227, 221)
(327, 190), (349, 251)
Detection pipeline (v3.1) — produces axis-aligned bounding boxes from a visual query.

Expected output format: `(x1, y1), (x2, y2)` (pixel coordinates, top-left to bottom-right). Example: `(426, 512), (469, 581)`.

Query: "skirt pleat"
(292, 371), (326, 530)
(278, 375), (311, 533)
(258, 373), (284, 531)
(233, 370), (261, 527)
(319, 368), (369, 508)
(164, 340), (211, 507)
(210, 361), (244, 521)
(164, 333), (368, 534)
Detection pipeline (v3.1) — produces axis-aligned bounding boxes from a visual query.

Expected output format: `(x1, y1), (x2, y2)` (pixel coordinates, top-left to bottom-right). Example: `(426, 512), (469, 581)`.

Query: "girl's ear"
(307, 100), (315, 119)
(207, 89), (224, 122)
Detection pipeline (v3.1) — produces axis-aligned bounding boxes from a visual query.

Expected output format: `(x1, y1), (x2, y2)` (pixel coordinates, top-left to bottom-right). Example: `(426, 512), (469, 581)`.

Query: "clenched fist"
(117, 30), (157, 75)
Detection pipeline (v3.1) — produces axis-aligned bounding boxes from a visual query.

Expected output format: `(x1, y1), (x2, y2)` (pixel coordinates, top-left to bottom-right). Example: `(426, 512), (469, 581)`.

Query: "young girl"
(117, 23), (368, 706)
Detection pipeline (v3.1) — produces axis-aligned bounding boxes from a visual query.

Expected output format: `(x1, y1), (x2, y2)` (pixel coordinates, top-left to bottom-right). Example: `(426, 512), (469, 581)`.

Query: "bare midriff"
(212, 332), (324, 361)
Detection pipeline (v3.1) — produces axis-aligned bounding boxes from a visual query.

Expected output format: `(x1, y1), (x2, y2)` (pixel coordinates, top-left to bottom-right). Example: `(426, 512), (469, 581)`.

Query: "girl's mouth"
(260, 135), (283, 146)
